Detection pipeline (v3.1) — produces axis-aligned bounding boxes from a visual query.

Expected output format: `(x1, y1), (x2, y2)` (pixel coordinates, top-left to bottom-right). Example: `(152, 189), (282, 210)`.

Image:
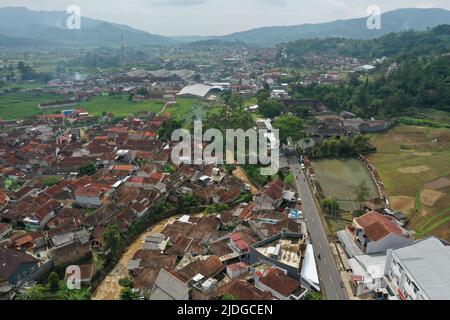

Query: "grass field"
(0, 91), (225, 128)
(74, 95), (165, 117)
(165, 98), (222, 125)
(0, 93), (167, 120)
(0, 92), (72, 119)
(368, 125), (450, 240)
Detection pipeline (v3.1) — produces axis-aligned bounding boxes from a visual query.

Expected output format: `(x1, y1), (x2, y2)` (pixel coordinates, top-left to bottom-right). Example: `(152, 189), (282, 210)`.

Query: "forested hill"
(286, 25), (450, 61)
(287, 25), (450, 117)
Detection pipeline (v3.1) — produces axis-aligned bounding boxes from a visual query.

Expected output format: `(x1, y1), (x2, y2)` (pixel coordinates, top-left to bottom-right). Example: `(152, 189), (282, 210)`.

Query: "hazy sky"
(1, 0), (449, 36)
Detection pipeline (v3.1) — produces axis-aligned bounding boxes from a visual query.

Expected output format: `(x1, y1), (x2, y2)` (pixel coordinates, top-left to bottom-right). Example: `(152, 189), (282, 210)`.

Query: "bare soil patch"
(398, 165), (431, 174)
(389, 196), (415, 214)
(414, 152), (433, 157)
(421, 189), (445, 207)
(424, 177), (450, 191)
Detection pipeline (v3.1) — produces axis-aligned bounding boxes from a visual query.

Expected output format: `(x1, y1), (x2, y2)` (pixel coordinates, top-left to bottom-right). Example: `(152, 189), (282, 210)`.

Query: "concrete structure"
(384, 237), (450, 300)
(177, 84), (223, 99)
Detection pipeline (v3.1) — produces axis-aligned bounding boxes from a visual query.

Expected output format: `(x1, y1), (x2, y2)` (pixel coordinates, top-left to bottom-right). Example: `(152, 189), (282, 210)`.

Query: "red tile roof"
(355, 211), (405, 241)
(259, 267), (301, 297)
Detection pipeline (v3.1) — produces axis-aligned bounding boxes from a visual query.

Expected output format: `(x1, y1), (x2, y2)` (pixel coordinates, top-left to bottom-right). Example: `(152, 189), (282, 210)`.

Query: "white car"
(301, 164), (306, 170)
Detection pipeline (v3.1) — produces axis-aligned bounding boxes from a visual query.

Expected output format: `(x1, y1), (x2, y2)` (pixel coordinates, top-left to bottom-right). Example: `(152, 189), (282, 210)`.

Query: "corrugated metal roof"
(393, 237), (450, 300)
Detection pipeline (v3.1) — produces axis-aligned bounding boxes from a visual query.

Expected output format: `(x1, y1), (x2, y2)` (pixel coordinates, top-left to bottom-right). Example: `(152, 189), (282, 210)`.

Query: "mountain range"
(0, 7), (449, 48)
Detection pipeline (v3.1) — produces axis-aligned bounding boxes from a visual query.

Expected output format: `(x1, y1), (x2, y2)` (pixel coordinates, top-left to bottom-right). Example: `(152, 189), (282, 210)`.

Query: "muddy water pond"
(312, 158), (379, 211)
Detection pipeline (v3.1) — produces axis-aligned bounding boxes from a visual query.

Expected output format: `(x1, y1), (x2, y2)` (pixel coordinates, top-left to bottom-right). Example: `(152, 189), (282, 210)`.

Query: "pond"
(311, 158), (379, 211)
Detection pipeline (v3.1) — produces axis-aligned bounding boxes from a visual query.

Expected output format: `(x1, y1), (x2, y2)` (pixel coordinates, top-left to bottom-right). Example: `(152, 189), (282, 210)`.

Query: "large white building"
(177, 84), (223, 99)
(384, 237), (450, 300)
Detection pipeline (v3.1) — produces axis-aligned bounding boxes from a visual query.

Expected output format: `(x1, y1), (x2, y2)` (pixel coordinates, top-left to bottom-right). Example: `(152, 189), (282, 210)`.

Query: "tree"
(305, 292), (323, 300)
(159, 118), (182, 141)
(17, 61), (38, 80)
(21, 285), (46, 300)
(120, 287), (140, 300)
(256, 88), (270, 105)
(222, 294), (240, 301)
(119, 277), (134, 288)
(274, 114), (303, 145)
(43, 176), (60, 187)
(354, 180), (371, 203)
(259, 100), (283, 119)
(48, 272), (60, 293)
(78, 162), (97, 176)
(103, 224), (124, 261)
(321, 197), (340, 217)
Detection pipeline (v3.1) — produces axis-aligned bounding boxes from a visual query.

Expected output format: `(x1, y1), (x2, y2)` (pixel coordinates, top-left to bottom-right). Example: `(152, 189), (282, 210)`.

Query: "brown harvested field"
(424, 177), (450, 190)
(421, 189), (444, 207)
(368, 125), (450, 240)
(389, 196), (415, 213)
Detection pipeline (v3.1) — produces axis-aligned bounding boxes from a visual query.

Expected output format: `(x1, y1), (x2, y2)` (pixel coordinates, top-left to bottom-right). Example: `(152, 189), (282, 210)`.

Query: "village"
(1, 36), (450, 302)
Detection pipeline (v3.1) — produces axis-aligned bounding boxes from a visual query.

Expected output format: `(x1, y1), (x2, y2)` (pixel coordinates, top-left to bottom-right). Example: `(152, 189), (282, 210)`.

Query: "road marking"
(323, 258), (327, 265)
(329, 274), (334, 283)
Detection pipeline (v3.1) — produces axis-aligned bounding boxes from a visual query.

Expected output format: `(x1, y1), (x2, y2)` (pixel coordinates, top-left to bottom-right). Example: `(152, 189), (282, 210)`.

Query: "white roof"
(301, 244), (319, 285)
(177, 84), (221, 98)
(178, 215), (191, 224)
(392, 237), (450, 300)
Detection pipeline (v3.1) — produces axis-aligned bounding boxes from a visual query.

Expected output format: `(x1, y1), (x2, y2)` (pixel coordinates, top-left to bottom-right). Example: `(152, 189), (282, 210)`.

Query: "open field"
(0, 92), (72, 119)
(74, 95), (165, 117)
(165, 98), (222, 125)
(0, 93), (207, 120)
(368, 125), (450, 240)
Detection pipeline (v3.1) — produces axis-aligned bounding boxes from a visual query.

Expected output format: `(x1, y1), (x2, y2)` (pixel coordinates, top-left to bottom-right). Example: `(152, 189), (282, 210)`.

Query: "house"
(254, 180), (288, 212)
(255, 267), (306, 300)
(64, 264), (94, 286)
(230, 233), (250, 254)
(351, 211), (413, 255)
(226, 262), (249, 279)
(142, 233), (168, 251)
(74, 183), (113, 207)
(0, 223), (12, 240)
(0, 190), (9, 209)
(23, 200), (63, 231)
(217, 279), (272, 300)
(0, 248), (39, 285)
(348, 254), (387, 296)
(149, 268), (190, 300)
(384, 237), (450, 300)
(177, 255), (225, 283)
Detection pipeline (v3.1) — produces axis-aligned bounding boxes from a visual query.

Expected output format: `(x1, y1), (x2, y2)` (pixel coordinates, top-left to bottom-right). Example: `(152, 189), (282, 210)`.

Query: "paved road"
(288, 155), (349, 300)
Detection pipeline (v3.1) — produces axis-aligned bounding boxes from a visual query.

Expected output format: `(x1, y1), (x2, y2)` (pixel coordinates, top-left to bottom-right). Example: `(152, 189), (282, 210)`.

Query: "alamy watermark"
(66, 265), (81, 290)
(171, 121), (280, 176)
(66, 5), (81, 30)
(367, 5), (382, 30)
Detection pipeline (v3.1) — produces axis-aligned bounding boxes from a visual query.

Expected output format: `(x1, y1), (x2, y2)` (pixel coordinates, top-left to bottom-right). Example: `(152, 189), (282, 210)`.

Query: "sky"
(0, 0), (449, 36)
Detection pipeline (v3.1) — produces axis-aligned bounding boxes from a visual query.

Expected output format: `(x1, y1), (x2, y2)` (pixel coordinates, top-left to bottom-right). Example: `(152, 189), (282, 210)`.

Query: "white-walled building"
(384, 237), (450, 300)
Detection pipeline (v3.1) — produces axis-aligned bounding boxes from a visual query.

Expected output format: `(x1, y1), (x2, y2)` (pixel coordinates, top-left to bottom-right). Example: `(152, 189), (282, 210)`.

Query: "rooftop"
(392, 237), (450, 300)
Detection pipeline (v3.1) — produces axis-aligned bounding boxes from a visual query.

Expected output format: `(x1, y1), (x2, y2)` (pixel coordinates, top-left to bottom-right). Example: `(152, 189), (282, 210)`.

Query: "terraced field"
(368, 125), (450, 240)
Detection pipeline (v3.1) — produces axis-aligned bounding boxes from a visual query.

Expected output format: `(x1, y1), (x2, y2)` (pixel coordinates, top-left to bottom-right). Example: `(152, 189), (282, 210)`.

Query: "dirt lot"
(233, 166), (258, 195)
(421, 189), (444, 207)
(389, 196), (415, 213)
